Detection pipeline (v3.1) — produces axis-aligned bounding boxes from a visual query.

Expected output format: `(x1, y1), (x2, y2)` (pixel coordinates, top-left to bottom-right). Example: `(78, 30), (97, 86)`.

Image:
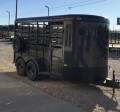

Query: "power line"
(7, 0), (105, 15)
(50, 0), (94, 10)
(17, 0), (107, 16)
(15, 0), (95, 15)
(69, 0), (107, 9)
(0, 0), (108, 19)
(2, 0), (101, 16)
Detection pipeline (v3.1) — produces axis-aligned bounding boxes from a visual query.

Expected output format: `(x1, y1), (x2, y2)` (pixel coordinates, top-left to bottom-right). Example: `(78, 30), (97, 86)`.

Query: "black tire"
(13, 37), (24, 52)
(26, 61), (38, 81)
(16, 58), (26, 76)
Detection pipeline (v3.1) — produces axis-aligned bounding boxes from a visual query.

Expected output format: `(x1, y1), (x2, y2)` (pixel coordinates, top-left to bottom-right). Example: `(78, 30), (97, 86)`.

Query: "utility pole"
(6, 11), (10, 36)
(45, 6), (49, 16)
(15, 0), (18, 20)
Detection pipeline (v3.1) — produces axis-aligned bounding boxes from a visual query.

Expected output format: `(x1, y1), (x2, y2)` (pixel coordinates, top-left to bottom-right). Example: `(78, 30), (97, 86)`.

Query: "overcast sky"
(0, 0), (120, 30)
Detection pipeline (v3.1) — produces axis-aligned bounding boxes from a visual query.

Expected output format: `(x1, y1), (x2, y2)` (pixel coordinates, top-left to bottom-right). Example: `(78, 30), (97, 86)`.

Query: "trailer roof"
(15, 14), (109, 23)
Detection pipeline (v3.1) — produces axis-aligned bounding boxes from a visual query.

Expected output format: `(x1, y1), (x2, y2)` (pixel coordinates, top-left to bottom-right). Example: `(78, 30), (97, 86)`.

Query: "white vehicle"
(10, 35), (14, 41)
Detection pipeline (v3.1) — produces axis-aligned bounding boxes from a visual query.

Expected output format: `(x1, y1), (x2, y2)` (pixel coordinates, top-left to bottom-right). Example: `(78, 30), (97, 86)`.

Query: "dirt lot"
(0, 38), (120, 112)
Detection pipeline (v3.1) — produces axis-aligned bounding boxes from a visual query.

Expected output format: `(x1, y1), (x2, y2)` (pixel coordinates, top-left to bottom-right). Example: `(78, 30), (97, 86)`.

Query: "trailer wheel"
(26, 61), (38, 81)
(16, 58), (26, 76)
(13, 37), (24, 52)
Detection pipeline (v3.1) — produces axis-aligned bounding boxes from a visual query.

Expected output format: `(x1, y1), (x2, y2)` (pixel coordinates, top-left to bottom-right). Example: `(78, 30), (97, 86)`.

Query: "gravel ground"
(0, 38), (120, 112)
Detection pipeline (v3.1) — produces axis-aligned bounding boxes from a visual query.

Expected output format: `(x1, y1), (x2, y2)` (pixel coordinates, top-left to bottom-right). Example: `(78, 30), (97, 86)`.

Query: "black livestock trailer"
(13, 14), (110, 83)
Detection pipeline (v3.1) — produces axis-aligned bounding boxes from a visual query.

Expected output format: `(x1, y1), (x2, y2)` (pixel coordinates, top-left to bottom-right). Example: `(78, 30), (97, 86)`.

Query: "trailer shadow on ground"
(2, 71), (120, 112)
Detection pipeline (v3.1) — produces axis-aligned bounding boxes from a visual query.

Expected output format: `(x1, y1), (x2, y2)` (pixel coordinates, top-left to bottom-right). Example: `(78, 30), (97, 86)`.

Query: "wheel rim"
(28, 65), (35, 77)
(28, 66), (34, 76)
(18, 63), (23, 72)
(17, 62), (23, 72)
(16, 58), (26, 76)
(26, 61), (38, 80)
